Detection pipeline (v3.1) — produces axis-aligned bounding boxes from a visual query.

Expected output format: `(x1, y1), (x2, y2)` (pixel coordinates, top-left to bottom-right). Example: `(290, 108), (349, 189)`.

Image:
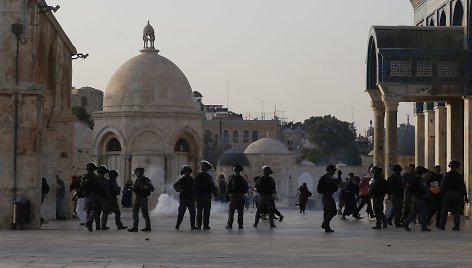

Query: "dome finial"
(143, 21), (156, 49)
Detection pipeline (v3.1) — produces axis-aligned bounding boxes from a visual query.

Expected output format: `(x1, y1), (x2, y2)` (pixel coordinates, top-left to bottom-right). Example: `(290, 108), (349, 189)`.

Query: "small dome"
(397, 123), (415, 156)
(244, 138), (291, 155)
(218, 147), (250, 167)
(143, 21), (154, 33)
(299, 160), (315, 166)
(103, 50), (196, 113)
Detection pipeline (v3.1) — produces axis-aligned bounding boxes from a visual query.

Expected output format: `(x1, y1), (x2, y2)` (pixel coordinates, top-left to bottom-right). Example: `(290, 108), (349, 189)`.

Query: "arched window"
(81, 96), (88, 107)
(107, 138), (121, 152)
(366, 37), (377, 90)
(252, 130), (258, 142)
(233, 130), (239, 144)
(452, 1), (464, 26)
(243, 130), (249, 143)
(223, 130), (229, 145)
(439, 10), (446, 26)
(429, 19), (435, 26)
(175, 138), (189, 152)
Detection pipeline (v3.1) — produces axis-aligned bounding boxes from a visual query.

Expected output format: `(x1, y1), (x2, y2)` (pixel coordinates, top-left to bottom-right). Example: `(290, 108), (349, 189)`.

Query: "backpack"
(317, 177), (326, 194)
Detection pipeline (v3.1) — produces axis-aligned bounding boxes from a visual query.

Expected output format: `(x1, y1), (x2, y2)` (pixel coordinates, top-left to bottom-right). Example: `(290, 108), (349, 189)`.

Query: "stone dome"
(103, 49), (196, 113)
(299, 160), (315, 166)
(218, 147), (250, 167)
(397, 123), (415, 156)
(244, 138), (291, 155)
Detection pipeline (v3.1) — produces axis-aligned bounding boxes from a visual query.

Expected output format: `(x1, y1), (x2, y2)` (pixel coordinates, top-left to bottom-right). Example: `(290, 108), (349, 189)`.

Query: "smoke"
(145, 165), (164, 191)
(150, 194), (179, 217)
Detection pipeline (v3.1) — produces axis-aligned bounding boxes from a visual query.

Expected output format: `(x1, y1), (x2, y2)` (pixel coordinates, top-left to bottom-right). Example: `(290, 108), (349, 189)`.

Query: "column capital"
(382, 95), (400, 112)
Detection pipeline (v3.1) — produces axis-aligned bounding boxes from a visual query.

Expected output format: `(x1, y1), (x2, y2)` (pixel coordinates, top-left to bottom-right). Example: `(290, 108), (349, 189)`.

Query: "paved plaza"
(0, 205), (471, 268)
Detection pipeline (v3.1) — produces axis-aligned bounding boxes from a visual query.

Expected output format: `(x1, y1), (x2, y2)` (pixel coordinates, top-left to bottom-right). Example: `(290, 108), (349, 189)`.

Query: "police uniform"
(82, 163), (101, 232)
(194, 166), (217, 229)
(439, 161), (467, 230)
(129, 168), (154, 232)
(226, 165), (249, 229)
(174, 166), (196, 230)
(369, 167), (388, 229)
(317, 166), (342, 232)
(108, 170), (127, 229)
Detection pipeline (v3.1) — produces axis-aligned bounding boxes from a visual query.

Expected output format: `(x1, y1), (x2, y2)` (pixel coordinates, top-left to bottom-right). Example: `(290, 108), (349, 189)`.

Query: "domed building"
(93, 22), (203, 197)
(397, 122), (415, 169)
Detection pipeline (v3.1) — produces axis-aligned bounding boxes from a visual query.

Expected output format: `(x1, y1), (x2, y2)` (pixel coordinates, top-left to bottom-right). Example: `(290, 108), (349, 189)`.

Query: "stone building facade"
(0, 0), (76, 229)
(366, 0), (471, 215)
(71, 86), (104, 114)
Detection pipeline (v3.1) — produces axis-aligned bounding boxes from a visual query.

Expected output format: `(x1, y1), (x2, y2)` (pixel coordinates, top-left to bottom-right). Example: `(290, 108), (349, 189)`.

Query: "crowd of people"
(325, 160), (469, 233)
(60, 159), (469, 234)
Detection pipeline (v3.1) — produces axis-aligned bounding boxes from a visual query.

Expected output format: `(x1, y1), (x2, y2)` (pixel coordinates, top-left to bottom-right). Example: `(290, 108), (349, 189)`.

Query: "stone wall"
(71, 87), (104, 114)
(0, 0), (75, 229)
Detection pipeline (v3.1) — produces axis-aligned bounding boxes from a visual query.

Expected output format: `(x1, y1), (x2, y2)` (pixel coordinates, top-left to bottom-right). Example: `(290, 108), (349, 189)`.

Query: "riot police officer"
(194, 161), (218, 230)
(174, 165), (197, 230)
(317, 164), (342, 233)
(128, 167), (154, 232)
(226, 164), (249, 229)
(96, 165), (112, 230)
(438, 160), (469, 231)
(108, 169), (127, 230)
(82, 162), (100, 232)
(253, 166), (277, 228)
(387, 164), (404, 227)
(369, 166), (388, 230)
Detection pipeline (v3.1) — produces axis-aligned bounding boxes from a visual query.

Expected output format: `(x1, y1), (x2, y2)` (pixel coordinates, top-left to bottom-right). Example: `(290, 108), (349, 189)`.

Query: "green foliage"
(71, 106), (93, 129)
(302, 115), (360, 165)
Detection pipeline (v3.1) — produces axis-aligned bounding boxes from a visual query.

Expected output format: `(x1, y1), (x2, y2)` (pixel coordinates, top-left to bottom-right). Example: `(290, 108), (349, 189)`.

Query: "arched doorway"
(452, 0), (464, 26)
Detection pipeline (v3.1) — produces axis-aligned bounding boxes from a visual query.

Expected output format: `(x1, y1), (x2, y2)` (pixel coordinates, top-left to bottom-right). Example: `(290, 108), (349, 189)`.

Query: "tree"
(71, 106), (93, 129)
(302, 115), (360, 165)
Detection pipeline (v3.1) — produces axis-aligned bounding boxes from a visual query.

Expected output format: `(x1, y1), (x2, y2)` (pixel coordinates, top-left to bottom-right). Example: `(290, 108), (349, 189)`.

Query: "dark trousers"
(110, 198), (124, 227)
(255, 195), (275, 226)
(176, 198), (196, 228)
(401, 192), (412, 220)
(196, 196), (212, 228)
(322, 195), (337, 228)
(85, 195), (101, 228)
(440, 190), (462, 227)
(228, 194), (245, 227)
(403, 196), (428, 230)
(338, 195), (345, 214)
(100, 198), (110, 228)
(387, 194), (403, 225)
(132, 196), (151, 229)
(373, 195), (387, 227)
(357, 195), (374, 217)
(428, 195), (441, 225)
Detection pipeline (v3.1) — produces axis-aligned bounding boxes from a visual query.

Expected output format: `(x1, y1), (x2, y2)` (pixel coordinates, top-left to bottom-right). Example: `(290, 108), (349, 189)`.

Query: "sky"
(54, 0), (414, 134)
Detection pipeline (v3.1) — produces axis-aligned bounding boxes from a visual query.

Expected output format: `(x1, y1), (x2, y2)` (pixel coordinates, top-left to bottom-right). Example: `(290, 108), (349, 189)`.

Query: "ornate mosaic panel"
(437, 61), (459, 78)
(417, 61), (433, 77)
(390, 60), (412, 77)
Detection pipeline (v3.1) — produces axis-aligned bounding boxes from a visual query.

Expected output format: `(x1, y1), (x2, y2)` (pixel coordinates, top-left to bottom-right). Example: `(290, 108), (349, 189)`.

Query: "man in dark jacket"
(387, 164), (404, 227)
(174, 165), (197, 230)
(401, 164), (415, 221)
(428, 165), (443, 228)
(402, 166), (431, 232)
(96, 165), (112, 230)
(369, 166), (388, 230)
(317, 164), (342, 233)
(253, 166), (277, 228)
(82, 162), (100, 232)
(107, 169), (127, 230)
(438, 160), (469, 231)
(194, 161), (218, 230)
(128, 167), (155, 232)
(226, 164), (249, 229)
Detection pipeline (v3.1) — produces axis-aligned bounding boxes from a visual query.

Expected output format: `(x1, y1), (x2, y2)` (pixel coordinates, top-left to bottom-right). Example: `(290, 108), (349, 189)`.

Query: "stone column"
(372, 104), (385, 168)
(415, 103), (425, 167)
(463, 97), (472, 216)
(446, 100), (464, 169)
(434, 103), (447, 170)
(424, 102), (435, 169)
(383, 96), (399, 178)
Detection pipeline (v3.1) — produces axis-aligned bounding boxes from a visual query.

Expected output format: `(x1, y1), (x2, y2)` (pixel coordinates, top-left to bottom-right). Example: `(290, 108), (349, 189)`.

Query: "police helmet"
(391, 164), (403, 173)
(326, 164), (336, 172)
(108, 169), (119, 178)
(232, 164), (244, 172)
(370, 166), (382, 175)
(97, 165), (109, 175)
(180, 165), (192, 175)
(86, 162), (97, 171)
(200, 160), (213, 171)
(261, 165), (273, 175)
(448, 160), (460, 169)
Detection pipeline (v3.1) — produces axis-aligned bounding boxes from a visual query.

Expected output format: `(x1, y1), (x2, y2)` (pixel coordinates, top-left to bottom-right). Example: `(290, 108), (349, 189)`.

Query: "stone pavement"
(0, 206), (471, 268)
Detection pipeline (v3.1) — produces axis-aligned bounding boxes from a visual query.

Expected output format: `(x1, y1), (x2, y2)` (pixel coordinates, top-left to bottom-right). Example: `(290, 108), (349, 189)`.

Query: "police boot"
(128, 227), (138, 232)
(452, 225), (460, 231)
(225, 225), (232, 229)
